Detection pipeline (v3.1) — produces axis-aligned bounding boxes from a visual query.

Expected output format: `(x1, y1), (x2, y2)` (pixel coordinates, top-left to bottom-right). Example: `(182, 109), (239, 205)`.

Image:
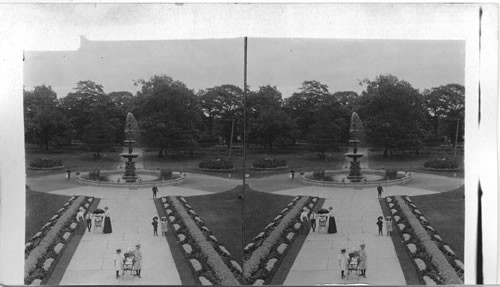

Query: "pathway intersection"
(27, 148), (464, 285)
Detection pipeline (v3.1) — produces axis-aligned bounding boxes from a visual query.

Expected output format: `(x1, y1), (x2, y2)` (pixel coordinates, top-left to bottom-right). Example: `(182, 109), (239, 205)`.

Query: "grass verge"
(269, 197), (326, 285)
(379, 197), (421, 285)
(46, 198), (101, 285)
(410, 185), (464, 261)
(153, 198), (197, 285)
(25, 188), (70, 241)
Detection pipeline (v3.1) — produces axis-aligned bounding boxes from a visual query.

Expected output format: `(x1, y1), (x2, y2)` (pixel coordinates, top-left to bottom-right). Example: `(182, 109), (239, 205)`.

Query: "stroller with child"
(122, 250), (136, 277)
(317, 208), (329, 233)
(347, 249), (361, 278)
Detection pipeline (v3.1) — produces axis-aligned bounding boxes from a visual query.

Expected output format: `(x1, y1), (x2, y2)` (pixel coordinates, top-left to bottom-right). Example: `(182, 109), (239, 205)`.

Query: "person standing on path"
(160, 216), (168, 237)
(152, 217), (159, 236)
(85, 211), (93, 232)
(309, 211), (317, 232)
(328, 206), (337, 234)
(133, 244), (143, 278)
(386, 216), (393, 236)
(377, 184), (384, 198)
(358, 244), (367, 278)
(290, 169), (295, 180)
(300, 208), (310, 235)
(152, 184), (158, 199)
(114, 249), (124, 279)
(76, 207), (85, 235)
(376, 216), (384, 236)
(103, 207), (112, 234)
(338, 249), (348, 279)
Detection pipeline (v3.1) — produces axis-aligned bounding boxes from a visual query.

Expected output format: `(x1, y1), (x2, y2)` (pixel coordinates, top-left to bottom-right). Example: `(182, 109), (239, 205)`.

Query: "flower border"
(163, 196), (240, 285)
(25, 196), (94, 285)
(243, 196), (319, 285)
(388, 196), (463, 284)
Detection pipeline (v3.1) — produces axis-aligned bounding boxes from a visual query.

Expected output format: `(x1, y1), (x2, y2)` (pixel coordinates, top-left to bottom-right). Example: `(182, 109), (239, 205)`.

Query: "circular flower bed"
(198, 158), (234, 171)
(251, 158), (288, 170)
(29, 158), (64, 170)
(424, 157), (459, 171)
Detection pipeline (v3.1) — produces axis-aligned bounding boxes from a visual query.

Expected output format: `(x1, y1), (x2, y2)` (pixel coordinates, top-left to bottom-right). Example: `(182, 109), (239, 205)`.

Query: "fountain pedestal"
(345, 118), (364, 182)
(121, 114), (140, 182)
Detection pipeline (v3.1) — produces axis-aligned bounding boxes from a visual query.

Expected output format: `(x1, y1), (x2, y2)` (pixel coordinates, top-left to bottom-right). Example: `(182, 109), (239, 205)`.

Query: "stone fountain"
(121, 113), (139, 182)
(345, 112), (364, 182)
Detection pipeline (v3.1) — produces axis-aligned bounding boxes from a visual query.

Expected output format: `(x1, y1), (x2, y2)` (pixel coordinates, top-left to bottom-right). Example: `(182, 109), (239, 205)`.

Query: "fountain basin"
(121, 153), (139, 158)
(344, 153), (364, 158)
(301, 169), (412, 188)
(76, 169), (186, 188)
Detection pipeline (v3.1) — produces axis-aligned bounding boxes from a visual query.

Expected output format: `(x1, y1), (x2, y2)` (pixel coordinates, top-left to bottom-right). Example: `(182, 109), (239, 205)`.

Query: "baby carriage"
(122, 251), (136, 277)
(317, 208), (330, 233)
(347, 250), (361, 279)
(93, 214), (104, 231)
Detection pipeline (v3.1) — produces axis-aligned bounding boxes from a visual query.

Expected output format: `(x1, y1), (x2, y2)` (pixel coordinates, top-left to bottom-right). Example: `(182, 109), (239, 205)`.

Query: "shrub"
(199, 158), (234, 170)
(88, 169), (101, 180)
(252, 158), (287, 169)
(385, 169), (398, 180)
(424, 158), (459, 169)
(313, 170), (326, 180)
(29, 158), (63, 168)
(160, 168), (172, 180)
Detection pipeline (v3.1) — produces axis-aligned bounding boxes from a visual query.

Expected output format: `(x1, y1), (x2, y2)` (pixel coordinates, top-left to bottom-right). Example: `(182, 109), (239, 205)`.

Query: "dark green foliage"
(312, 170), (326, 180)
(88, 169), (101, 180)
(29, 158), (63, 168)
(198, 158), (234, 170)
(424, 158), (459, 169)
(385, 169), (398, 180)
(252, 158), (287, 168)
(160, 168), (173, 179)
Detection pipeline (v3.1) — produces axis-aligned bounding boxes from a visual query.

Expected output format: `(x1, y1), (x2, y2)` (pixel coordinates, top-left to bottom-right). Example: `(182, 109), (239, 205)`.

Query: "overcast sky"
(24, 37), (464, 98)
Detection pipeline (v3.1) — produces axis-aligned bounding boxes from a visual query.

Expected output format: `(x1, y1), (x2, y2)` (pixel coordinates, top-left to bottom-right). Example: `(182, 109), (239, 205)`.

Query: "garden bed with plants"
(251, 158), (288, 170)
(198, 158), (235, 172)
(162, 196), (241, 285)
(24, 195), (95, 285)
(423, 158), (460, 171)
(386, 195), (463, 285)
(242, 195), (319, 285)
(28, 158), (64, 170)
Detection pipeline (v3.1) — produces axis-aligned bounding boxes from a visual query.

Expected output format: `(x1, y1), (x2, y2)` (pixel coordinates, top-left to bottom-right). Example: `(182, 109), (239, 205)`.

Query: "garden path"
(270, 173), (463, 285)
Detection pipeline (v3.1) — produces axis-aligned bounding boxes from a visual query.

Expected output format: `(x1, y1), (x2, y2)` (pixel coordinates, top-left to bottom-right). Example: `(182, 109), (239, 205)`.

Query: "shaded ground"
(187, 187), (244, 263)
(411, 185), (465, 261)
(379, 198), (421, 285)
(25, 146), (122, 177)
(368, 150), (464, 178)
(242, 187), (294, 245)
(25, 188), (70, 241)
(142, 147), (345, 179)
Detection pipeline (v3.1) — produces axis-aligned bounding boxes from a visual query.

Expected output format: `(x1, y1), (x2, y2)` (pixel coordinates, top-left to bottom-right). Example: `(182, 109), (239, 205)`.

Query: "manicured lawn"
(187, 187), (244, 263)
(186, 186), (294, 264)
(410, 185), (465, 261)
(142, 146), (345, 179)
(242, 188), (294, 244)
(368, 150), (464, 178)
(25, 145), (122, 177)
(25, 188), (70, 241)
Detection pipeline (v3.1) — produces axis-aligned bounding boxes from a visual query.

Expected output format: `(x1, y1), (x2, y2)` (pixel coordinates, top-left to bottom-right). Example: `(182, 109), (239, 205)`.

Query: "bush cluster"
(29, 158), (63, 168)
(424, 158), (459, 169)
(160, 168), (173, 180)
(198, 158), (234, 170)
(313, 170), (326, 180)
(385, 169), (398, 180)
(88, 169), (101, 180)
(252, 158), (287, 169)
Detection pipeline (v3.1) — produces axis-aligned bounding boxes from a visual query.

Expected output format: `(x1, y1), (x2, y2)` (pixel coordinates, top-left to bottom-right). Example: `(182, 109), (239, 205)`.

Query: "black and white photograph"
(0, 3), (498, 286)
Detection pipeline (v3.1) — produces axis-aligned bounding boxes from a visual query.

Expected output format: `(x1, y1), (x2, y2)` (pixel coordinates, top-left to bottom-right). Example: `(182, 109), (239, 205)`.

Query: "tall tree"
(133, 75), (202, 157)
(198, 85), (243, 147)
(24, 85), (72, 150)
(423, 84), (464, 144)
(356, 75), (430, 157)
(284, 80), (331, 140)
